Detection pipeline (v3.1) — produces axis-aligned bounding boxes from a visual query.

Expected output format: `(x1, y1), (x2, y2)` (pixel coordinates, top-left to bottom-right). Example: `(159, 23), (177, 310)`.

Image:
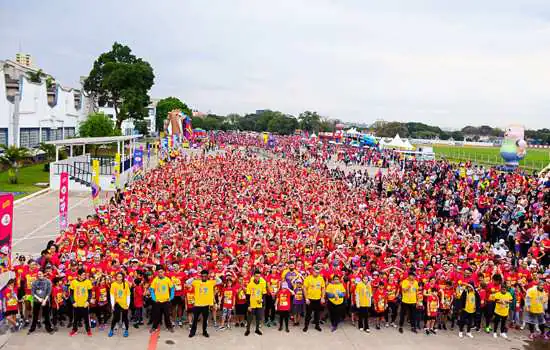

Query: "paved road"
(4, 323), (529, 350)
(12, 190), (98, 257)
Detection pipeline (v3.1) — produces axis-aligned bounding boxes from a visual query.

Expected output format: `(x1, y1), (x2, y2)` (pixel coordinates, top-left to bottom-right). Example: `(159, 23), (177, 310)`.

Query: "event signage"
(59, 172), (69, 230)
(0, 194), (14, 268)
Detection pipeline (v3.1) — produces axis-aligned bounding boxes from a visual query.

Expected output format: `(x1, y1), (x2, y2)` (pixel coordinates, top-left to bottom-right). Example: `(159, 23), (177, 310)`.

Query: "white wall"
(0, 72), (86, 146)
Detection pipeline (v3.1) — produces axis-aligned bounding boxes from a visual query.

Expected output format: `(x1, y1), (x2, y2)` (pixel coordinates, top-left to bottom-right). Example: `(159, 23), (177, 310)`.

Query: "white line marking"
(13, 196), (89, 247)
(13, 234), (60, 242)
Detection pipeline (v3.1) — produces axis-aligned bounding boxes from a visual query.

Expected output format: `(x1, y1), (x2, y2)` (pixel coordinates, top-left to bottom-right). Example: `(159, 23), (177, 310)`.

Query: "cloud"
(0, 0), (548, 128)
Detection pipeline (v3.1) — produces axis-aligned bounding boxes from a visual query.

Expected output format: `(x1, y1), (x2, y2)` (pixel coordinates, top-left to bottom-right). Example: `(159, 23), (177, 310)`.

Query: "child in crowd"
(218, 277), (236, 330)
(3, 279), (21, 332)
(133, 278), (144, 328)
(292, 279), (305, 326)
(51, 277), (65, 329)
(425, 287), (439, 335)
(373, 281), (387, 330)
(276, 282), (294, 332)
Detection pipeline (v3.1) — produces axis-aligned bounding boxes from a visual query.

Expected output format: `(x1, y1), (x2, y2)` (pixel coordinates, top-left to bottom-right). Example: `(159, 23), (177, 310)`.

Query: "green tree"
(375, 122), (409, 137)
(299, 111), (321, 133)
(83, 42), (155, 131)
(0, 145), (30, 184)
(134, 119), (149, 136)
(450, 131), (464, 141)
(267, 114), (298, 135)
(155, 97), (191, 132)
(79, 112), (117, 137)
(27, 69), (45, 83)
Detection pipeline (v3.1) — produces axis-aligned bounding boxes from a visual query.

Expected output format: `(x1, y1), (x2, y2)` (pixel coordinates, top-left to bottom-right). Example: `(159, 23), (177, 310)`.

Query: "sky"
(1, 0), (549, 129)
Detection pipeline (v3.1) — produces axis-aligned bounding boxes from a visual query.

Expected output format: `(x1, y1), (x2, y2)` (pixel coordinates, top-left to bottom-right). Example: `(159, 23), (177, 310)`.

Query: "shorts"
(222, 308), (233, 318)
(236, 304), (247, 316)
(350, 305), (358, 313)
(172, 296), (184, 306)
(375, 311), (386, 317)
(292, 304), (304, 314)
(439, 309), (450, 315)
(426, 316), (436, 321)
(5, 310), (18, 316)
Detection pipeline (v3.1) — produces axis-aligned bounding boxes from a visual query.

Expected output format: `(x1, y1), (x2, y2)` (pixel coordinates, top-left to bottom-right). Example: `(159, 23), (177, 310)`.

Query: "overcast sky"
(1, 0), (549, 129)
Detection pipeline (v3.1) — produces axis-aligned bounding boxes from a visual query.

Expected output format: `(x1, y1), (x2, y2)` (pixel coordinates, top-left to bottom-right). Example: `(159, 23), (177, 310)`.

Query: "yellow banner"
(92, 159), (100, 185)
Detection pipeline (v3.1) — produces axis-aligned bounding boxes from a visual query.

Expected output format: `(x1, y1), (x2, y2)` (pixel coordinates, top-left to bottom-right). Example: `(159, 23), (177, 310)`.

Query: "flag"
(91, 159), (100, 206)
(184, 114), (193, 141)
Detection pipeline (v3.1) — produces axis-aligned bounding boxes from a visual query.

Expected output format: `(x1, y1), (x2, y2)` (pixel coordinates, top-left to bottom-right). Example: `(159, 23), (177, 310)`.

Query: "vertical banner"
(111, 153), (120, 189)
(59, 172), (69, 231)
(91, 159), (100, 206)
(133, 149), (144, 169)
(0, 194), (14, 270)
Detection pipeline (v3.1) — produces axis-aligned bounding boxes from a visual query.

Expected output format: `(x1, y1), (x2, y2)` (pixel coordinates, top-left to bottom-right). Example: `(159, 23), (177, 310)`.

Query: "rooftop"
(45, 135), (142, 146)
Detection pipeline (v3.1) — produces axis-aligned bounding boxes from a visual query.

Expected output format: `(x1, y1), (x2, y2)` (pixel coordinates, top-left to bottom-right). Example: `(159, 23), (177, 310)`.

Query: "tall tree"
(298, 111), (321, 132)
(155, 97), (192, 132)
(83, 42), (155, 131)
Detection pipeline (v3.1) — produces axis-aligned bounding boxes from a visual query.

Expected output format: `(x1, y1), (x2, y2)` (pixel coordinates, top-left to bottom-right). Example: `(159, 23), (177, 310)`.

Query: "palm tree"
(0, 145), (30, 184)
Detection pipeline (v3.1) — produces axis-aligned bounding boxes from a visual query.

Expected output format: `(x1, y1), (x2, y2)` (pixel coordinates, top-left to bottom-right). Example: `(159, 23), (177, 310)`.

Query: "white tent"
(346, 128), (360, 136)
(310, 133), (318, 138)
(402, 139), (414, 150)
(383, 134), (406, 148)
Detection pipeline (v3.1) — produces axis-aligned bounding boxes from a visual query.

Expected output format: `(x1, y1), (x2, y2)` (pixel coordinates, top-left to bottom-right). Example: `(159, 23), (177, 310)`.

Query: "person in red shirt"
(276, 281), (294, 332)
(265, 266), (281, 327)
(219, 277), (236, 330)
(184, 282), (196, 326)
(234, 276), (248, 327)
(385, 273), (400, 326)
(425, 287), (439, 335)
(373, 282), (388, 330)
(51, 277), (65, 330)
(3, 279), (20, 331)
(95, 276), (110, 330)
(438, 280), (453, 330)
(169, 263), (186, 327)
(133, 278), (145, 328)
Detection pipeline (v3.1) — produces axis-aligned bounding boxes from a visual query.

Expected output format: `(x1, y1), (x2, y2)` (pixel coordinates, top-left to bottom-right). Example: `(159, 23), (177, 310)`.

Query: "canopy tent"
(402, 139), (414, 150)
(345, 128), (361, 136)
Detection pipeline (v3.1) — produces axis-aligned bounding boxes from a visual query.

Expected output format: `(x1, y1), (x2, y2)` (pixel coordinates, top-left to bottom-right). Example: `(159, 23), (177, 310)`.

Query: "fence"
(436, 150), (548, 172)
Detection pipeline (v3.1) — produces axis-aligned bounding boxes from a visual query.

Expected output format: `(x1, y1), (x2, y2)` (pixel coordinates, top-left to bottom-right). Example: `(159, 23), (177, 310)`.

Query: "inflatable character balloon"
(500, 124), (527, 168)
(163, 109), (183, 136)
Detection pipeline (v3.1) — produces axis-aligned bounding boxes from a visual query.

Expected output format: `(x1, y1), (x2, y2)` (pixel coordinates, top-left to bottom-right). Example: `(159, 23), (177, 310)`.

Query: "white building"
(0, 58), (157, 148)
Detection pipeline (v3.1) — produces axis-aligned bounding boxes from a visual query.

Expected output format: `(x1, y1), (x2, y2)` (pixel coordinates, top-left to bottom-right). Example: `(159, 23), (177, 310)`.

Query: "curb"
(14, 188), (50, 205)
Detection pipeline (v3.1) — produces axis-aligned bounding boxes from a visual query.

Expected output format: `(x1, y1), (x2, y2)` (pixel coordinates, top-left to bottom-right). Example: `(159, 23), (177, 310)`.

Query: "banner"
(133, 149), (144, 169)
(59, 172), (69, 231)
(111, 153), (120, 189)
(91, 159), (100, 206)
(0, 194), (14, 270)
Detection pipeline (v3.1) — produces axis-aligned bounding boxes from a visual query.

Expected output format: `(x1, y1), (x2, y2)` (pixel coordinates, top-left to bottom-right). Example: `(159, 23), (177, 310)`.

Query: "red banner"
(59, 172), (69, 231)
(0, 194), (14, 268)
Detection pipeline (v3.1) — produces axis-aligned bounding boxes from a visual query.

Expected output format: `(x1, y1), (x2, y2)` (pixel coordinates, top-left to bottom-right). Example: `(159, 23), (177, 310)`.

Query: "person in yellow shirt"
(325, 275), (346, 332)
(186, 270), (222, 338)
(492, 284), (512, 339)
(398, 272), (419, 334)
(525, 281), (548, 339)
(108, 272), (131, 338)
(245, 270), (267, 336)
(150, 266), (175, 333)
(458, 284), (479, 338)
(303, 265), (325, 332)
(355, 275), (372, 332)
(69, 269), (93, 336)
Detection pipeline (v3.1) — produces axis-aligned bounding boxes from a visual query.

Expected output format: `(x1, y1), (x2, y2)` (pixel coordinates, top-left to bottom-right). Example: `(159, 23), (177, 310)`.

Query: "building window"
(19, 128), (39, 148)
(41, 128), (51, 142)
(64, 127), (75, 139)
(0, 129), (7, 146)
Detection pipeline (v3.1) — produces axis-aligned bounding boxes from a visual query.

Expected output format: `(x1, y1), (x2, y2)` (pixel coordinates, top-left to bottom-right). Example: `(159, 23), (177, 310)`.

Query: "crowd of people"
(2, 132), (549, 343)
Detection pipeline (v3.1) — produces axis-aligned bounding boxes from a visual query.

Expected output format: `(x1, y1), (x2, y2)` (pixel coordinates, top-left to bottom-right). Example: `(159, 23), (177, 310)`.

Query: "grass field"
(0, 163), (50, 199)
(431, 145), (550, 171)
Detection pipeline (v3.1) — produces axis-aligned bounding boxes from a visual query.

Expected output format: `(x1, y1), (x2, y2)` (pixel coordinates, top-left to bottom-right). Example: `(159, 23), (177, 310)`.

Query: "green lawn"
(0, 163), (50, 199)
(431, 145), (550, 170)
